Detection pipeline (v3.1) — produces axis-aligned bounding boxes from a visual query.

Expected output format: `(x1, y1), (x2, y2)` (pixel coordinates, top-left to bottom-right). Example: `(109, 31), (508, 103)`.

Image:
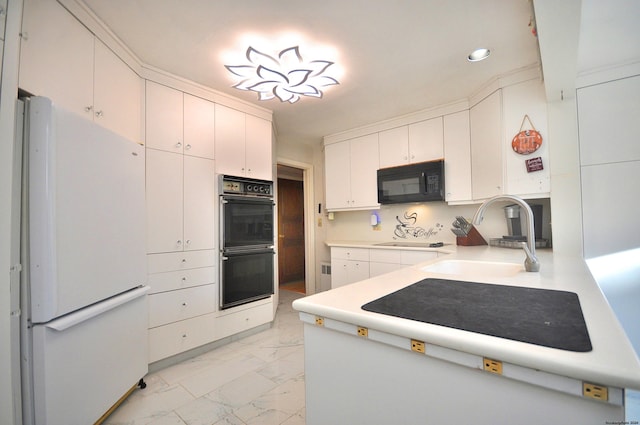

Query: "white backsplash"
(325, 200), (552, 246)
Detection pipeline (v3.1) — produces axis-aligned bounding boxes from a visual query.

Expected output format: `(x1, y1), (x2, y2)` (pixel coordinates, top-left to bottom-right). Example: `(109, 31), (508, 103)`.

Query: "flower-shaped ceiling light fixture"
(225, 46), (339, 103)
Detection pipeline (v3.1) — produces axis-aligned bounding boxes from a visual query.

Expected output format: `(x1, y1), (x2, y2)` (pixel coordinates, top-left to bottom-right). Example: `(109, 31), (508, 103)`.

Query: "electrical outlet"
(583, 382), (608, 401)
(483, 358), (503, 375)
(411, 339), (425, 353)
(357, 326), (368, 337)
(315, 316), (324, 326)
(317, 217), (322, 227)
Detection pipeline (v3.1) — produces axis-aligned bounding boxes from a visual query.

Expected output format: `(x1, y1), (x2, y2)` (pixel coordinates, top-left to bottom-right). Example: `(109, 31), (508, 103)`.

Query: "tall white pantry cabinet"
(18, 0), (275, 365)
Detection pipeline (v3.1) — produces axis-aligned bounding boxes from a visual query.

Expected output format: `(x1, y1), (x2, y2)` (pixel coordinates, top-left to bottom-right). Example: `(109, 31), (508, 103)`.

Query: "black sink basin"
(362, 278), (592, 352)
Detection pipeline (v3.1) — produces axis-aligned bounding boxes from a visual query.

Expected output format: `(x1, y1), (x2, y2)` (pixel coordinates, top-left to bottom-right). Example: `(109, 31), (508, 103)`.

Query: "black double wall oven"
(219, 175), (275, 309)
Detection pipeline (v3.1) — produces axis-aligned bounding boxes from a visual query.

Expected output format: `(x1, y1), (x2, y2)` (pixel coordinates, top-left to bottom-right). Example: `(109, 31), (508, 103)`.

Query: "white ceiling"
(80, 0), (541, 145)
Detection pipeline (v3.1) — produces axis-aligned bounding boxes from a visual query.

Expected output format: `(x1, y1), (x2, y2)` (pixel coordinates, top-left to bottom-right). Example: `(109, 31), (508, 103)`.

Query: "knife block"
(456, 226), (487, 246)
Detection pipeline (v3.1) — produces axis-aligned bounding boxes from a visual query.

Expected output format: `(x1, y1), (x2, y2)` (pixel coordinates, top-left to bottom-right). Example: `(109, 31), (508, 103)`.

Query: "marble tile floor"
(104, 289), (306, 425)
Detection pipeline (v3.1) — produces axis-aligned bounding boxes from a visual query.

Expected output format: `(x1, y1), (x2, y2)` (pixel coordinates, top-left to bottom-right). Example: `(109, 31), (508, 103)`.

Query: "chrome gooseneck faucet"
(472, 195), (541, 272)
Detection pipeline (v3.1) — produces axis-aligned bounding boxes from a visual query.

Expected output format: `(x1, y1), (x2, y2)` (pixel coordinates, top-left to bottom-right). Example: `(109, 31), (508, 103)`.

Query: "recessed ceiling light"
(468, 48), (491, 62)
(225, 46), (340, 103)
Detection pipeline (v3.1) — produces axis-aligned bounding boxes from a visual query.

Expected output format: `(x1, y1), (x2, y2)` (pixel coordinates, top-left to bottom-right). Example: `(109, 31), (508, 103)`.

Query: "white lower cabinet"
(331, 248), (370, 288)
(147, 250), (274, 363)
(369, 249), (438, 278)
(147, 250), (216, 363)
(331, 247), (440, 288)
(148, 312), (217, 363)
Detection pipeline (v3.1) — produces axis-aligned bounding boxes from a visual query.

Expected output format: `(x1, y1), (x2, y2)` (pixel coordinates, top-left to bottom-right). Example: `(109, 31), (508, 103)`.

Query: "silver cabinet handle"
(95, 110), (103, 117)
(84, 105), (93, 112)
(182, 302), (187, 307)
(185, 239), (191, 245)
(176, 142), (182, 148)
(222, 256), (229, 261)
(185, 144), (192, 150)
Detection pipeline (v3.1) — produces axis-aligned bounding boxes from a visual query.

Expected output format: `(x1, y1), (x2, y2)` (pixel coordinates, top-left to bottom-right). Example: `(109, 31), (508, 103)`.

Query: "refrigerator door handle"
(44, 286), (150, 332)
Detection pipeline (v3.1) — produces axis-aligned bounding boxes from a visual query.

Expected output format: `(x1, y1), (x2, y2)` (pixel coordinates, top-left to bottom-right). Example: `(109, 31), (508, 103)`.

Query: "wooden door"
(277, 178), (305, 284)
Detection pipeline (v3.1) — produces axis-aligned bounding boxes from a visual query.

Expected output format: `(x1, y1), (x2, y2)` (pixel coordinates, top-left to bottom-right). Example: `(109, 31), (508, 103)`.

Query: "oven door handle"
(222, 248), (275, 257)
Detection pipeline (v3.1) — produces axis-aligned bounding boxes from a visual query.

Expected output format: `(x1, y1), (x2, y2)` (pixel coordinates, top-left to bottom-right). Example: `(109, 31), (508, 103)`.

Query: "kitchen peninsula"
(293, 244), (640, 424)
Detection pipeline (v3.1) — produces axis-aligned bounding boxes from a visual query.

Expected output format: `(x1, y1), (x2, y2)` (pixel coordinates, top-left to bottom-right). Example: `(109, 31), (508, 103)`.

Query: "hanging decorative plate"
(512, 114), (542, 155)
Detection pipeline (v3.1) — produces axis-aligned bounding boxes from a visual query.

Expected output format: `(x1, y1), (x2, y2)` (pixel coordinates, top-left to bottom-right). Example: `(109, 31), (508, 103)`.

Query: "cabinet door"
(19, 0), (94, 118)
(146, 149), (183, 253)
(347, 261), (370, 283)
(146, 81), (184, 153)
(183, 94), (215, 159)
(330, 259), (349, 288)
(470, 90), (503, 200)
(378, 126), (409, 168)
(94, 39), (142, 143)
(443, 111), (472, 202)
(325, 141), (351, 210)
(183, 155), (215, 251)
(350, 134), (380, 208)
(215, 104), (246, 176)
(409, 117), (444, 163)
(245, 114), (273, 180)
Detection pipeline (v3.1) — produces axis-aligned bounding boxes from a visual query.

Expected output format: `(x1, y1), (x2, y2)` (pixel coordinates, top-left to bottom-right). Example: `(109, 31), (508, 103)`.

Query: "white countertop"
(326, 239), (457, 253)
(293, 244), (640, 390)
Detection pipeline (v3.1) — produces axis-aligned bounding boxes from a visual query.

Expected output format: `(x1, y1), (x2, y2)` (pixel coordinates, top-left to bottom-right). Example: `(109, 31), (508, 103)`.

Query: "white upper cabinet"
(408, 117), (444, 162)
(577, 74), (640, 165)
(470, 90), (503, 200)
(146, 149), (183, 254)
(146, 81), (184, 154)
(325, 133), (380, 211)
(245, 114), (273, 180)
(443, 111), (472, 203)
(20, 0), (94, 115)
(184, 93), (216, 159)
(93, 39), (142, 143)
(145, 81), (215, 159)
(215, 104), (272, 180)
(146, 149), (215, 254)
(378, 126), (409, 168)
(378, 118), (444, 168)
(324, 141), (352, 210)
(20, 0), (142, 142)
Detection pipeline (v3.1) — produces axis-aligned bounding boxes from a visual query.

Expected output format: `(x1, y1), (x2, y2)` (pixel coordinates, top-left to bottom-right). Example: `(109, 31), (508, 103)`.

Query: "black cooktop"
(361, 278), (592, 352)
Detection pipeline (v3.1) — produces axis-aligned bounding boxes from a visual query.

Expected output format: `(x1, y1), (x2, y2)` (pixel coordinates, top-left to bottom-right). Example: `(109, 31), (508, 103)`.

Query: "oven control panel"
(221, 175), (273, 197)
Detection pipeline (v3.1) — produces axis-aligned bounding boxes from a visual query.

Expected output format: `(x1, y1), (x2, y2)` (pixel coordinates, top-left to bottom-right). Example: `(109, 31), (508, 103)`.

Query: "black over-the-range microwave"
(377, 160), (445, 204)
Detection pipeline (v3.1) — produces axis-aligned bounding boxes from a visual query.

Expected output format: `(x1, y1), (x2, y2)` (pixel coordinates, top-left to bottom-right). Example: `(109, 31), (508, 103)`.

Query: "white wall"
(325, 200), (552, 247)
(0, 1), (23, 424)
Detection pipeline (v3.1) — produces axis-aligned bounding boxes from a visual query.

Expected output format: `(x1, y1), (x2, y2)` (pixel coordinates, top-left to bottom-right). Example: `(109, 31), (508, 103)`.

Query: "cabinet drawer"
(147, 249), (215, 274)
(216, 301), (273, 340)
(369, 249), (402, 264)
(148, 284), (216, 328)
(148, 312), (217, 363)
(148, 267), (215, 294)
(331, 247), (369, 261)
(401, 250), (438, 265)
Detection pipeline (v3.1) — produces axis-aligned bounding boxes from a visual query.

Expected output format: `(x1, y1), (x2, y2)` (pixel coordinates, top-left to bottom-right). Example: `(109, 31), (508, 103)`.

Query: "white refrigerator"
(18, 97), (149, 425)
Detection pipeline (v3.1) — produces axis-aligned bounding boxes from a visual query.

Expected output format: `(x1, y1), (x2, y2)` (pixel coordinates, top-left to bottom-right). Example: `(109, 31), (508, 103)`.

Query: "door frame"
(276, 158), (316, 295)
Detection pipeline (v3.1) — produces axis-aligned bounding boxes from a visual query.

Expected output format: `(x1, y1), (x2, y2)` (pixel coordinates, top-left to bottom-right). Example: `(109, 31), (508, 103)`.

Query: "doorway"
(277, 165), (306, 293)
